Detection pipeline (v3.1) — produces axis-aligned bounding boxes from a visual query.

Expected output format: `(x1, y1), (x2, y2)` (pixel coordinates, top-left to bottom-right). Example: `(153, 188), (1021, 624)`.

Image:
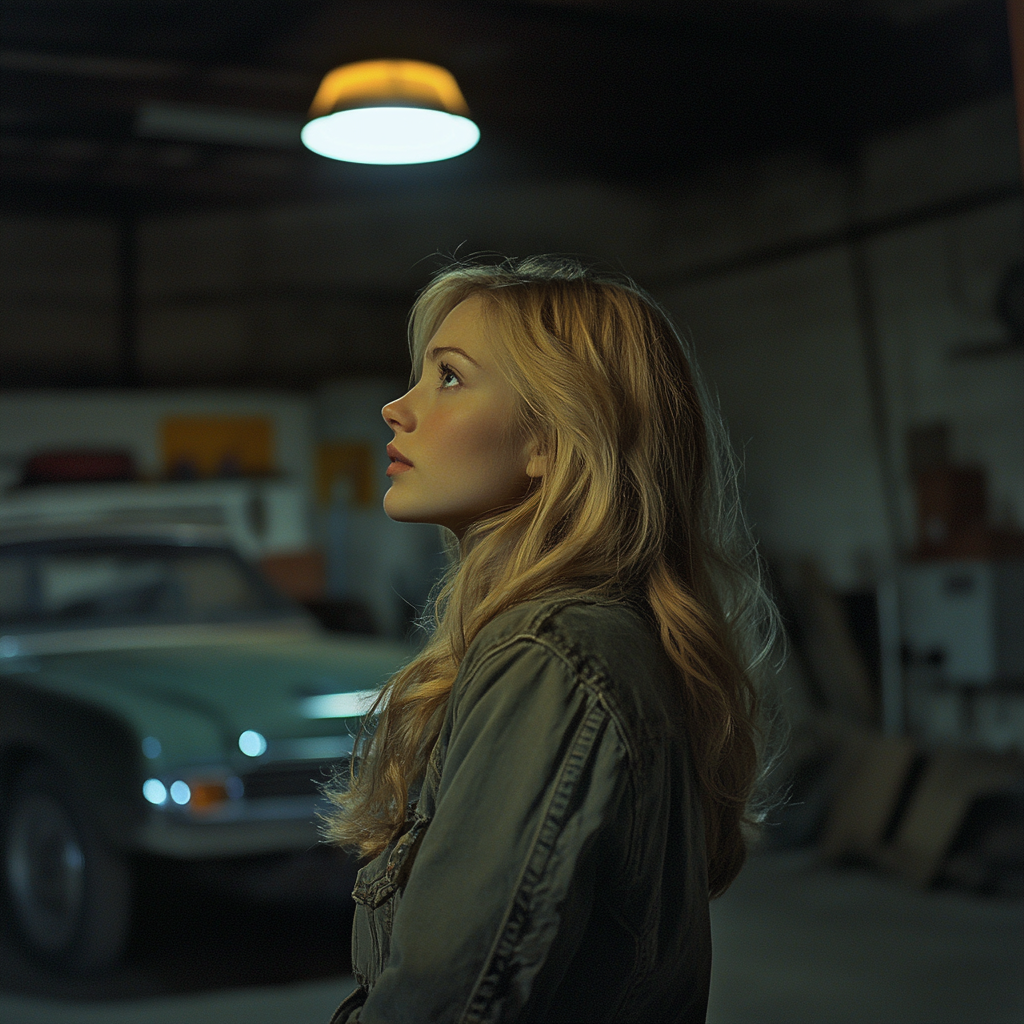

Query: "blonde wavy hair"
(322, 255), (781, 898)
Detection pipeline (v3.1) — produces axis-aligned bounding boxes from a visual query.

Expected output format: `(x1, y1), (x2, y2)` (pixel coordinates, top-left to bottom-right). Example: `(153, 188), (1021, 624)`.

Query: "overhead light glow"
(238, 729), (268, 757)
(299, 689), (381, 719)
(302, 59), (479, 165)
(301, 108), (479, 165)
(142, 736), (162, 759)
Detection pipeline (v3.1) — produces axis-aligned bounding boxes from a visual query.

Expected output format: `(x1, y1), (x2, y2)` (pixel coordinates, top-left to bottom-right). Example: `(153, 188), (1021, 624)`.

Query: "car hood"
(2, 622), (415, 765)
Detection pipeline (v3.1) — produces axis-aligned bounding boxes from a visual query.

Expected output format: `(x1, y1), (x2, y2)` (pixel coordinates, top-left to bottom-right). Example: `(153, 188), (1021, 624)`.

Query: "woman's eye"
(437, 362), (461, 389)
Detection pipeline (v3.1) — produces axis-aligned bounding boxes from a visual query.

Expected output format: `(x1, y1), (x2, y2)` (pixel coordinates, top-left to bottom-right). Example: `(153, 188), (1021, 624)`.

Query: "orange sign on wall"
(161, 416), (275, 479)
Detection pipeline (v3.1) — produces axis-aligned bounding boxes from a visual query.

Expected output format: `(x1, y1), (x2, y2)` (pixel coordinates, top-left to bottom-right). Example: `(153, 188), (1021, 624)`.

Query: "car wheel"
(2, 759), (133, 972)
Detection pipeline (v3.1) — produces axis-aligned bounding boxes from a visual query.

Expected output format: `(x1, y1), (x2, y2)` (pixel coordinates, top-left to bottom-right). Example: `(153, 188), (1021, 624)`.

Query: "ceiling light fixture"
(300, 59), (479, 165)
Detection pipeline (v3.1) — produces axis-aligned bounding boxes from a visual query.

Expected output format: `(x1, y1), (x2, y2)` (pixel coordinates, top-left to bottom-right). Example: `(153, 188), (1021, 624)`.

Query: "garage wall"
(133, 179), (664, 385)
(867, 198), (1024, 545)
(316, 377), (448, 640)
(658, 249), (893, 587)
(0, 216), (118, 383)
(1, 93), (1019, 598)
(655, 92), (1022, 586)
(0, 389), (315, 505)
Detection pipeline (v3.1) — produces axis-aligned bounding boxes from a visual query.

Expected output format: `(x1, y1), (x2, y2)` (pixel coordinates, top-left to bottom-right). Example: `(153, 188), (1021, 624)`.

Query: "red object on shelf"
(912, 465), (1024, 559)
(22, 450), (138, 485)
(914, 467), (986, 551)
(909, 525), (1024, 560)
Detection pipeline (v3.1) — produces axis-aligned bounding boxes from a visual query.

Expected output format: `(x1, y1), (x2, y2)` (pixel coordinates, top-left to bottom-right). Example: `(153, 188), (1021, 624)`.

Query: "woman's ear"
(525, 437), (546, 479)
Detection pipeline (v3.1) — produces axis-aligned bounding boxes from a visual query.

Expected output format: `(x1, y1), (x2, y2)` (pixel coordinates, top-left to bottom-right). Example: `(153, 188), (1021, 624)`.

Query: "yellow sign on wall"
(161, 416), (274, 479)
(316, 442), (375, 507)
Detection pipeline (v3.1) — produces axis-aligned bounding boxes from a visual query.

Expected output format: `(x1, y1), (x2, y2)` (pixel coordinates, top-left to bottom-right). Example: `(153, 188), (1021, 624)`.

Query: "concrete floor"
(1, 849), (1021, 1024)
(707, 850), (1023, 1024)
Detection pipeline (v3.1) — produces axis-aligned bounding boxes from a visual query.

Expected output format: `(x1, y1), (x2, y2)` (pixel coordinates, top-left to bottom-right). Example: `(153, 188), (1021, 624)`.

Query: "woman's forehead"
(439, 293), (489, 332)
(424, 294), (494, 359)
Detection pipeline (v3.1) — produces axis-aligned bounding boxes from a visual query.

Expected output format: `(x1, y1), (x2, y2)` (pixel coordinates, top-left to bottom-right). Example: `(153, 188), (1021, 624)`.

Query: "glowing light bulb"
(301, 107), (478, 165)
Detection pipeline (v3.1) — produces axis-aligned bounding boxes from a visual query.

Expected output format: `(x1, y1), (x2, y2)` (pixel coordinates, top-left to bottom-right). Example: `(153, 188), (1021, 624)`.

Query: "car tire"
(2, 758), (133, 972)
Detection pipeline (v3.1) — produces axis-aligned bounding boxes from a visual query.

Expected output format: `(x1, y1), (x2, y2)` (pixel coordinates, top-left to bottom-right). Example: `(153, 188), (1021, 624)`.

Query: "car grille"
(241, 759), (348, 799)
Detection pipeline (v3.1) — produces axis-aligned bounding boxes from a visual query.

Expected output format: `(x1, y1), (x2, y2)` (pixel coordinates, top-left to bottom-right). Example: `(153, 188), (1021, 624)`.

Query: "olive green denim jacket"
(329, 595), (711, 1024)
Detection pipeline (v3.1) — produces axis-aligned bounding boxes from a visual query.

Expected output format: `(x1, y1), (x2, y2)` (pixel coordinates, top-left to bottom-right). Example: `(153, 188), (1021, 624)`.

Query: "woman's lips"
(386, 461), (413, 476)
(386, 442), (412, 465)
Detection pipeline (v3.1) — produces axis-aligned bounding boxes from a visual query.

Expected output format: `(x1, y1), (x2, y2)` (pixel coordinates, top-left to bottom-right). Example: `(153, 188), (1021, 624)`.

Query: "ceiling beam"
(0, 50), (316, 94)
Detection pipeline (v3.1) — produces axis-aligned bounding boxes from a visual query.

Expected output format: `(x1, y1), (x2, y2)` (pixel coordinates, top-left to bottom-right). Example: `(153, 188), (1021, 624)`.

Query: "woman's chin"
(383, 497), (433, 526)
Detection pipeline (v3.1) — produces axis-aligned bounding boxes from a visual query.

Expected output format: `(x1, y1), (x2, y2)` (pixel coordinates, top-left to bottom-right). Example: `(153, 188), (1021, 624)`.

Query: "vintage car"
(0, 524), (413, 972)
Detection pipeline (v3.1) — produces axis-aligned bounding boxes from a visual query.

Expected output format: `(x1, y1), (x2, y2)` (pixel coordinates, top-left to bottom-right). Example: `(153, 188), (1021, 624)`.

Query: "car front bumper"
(138, 794), (334, 858)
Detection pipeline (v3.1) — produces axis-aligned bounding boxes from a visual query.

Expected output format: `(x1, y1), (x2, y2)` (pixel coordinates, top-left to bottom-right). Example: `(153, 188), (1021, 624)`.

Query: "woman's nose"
(382, 392), (412, 430)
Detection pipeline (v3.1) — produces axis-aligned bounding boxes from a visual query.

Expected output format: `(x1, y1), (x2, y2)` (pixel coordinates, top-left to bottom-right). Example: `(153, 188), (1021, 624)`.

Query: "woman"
(324, 256), (780, 1023)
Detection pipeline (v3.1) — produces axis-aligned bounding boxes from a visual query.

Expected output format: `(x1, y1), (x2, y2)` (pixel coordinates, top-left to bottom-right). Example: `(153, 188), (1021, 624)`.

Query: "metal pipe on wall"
(118, 212), (138, 386)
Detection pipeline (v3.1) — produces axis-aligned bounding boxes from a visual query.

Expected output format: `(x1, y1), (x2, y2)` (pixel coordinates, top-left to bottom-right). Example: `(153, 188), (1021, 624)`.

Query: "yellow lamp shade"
(308, 59), (470, 118)
(302, 59), (479, 165)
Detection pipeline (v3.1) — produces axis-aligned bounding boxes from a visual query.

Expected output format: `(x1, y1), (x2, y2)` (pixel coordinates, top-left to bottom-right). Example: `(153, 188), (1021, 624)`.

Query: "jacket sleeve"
(347, 635), (630, 1024)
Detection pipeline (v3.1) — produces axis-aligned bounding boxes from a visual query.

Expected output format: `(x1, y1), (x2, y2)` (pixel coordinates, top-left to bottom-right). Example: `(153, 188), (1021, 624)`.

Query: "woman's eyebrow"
(425, 345), (481, 368)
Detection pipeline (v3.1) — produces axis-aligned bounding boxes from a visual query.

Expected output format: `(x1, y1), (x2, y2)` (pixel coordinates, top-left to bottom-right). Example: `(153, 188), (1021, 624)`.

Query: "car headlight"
(238, 730), (268, 757)
(142, 778), (168, 805)
(142, 773), (243, 812)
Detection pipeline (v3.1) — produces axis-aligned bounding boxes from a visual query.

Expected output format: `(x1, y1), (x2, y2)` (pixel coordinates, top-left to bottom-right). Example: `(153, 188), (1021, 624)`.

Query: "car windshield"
(0, 539), (298, 629)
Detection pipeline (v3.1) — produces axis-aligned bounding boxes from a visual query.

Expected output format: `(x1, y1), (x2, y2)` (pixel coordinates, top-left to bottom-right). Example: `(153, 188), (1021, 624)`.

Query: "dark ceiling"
(0, 0), (1014, 216)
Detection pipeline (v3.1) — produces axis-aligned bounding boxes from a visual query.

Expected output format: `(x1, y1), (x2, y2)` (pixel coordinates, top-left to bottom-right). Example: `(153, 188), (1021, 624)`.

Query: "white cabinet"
(899, 560), (1024, 752)
(899, 560), (1024, 685)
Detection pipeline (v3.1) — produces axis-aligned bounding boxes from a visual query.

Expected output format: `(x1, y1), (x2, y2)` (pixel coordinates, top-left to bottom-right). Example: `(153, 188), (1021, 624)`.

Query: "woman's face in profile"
(381, 293), (544, 539)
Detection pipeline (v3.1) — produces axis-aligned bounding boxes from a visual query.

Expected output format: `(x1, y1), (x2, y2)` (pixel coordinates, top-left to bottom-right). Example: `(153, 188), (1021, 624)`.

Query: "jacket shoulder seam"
(456, 624), (640, 776)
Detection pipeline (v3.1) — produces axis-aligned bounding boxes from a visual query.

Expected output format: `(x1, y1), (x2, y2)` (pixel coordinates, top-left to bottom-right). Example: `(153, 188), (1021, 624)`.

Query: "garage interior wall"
(1, 91), (1020, 613)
